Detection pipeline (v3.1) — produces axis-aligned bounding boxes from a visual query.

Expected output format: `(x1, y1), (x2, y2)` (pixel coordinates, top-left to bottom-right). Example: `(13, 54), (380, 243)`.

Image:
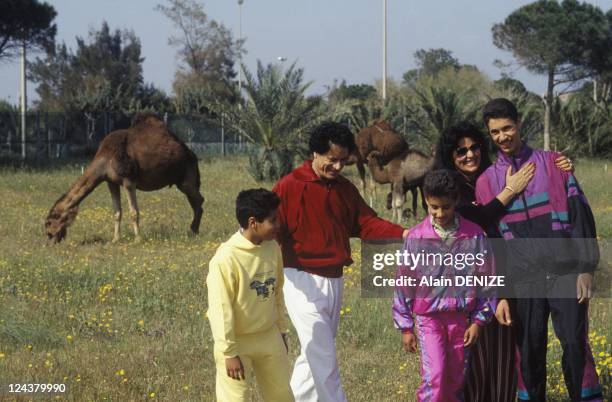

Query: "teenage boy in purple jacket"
(475, 98), (602, 402)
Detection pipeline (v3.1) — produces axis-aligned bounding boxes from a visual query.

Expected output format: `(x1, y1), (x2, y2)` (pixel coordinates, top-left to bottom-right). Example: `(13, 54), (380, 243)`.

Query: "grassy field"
(0, 155), (610, 401)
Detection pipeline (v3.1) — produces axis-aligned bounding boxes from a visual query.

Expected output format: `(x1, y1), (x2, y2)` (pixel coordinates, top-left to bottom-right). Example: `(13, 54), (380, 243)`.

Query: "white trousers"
(283, 268), (347, 402)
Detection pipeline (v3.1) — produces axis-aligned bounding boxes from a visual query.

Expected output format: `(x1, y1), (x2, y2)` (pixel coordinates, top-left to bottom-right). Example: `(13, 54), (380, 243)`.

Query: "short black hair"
(435, 121), (492, 174)
(308, 121), (356, 154)
(482, 98), (519, 127)
(236, 188), (280, 229)
(423, 169), (461, 201)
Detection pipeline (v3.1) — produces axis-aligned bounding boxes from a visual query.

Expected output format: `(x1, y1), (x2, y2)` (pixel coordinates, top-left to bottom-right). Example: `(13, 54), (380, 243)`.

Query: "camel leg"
(107, 182), (122, 242)
(386, 192), (393, 210)
(357, 160), (367, 196)
(368, 178), (377, 207)
(125, 186), (141, 242)
(392, 186), (405, 223)
(419, 186), (427, 215)
(410, 187), (418, 218)
(177, 182), (204, 235)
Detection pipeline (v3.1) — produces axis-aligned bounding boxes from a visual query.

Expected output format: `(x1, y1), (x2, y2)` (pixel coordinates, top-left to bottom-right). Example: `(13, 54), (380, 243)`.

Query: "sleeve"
(475, 173), (497, 206)
(391, 239), (415, 333)
(275, 248), (289, 334)
(206, 255), (239, 358)
(351, 186), (404, 240)
(272, 179), (290, 243)
(458, 198), (506, 229)
(470, 235), (497, 326)
(565, 173), (600, 273)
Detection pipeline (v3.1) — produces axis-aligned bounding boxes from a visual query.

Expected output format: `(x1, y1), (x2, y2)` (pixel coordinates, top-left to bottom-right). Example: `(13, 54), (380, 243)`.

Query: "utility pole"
(20, 41), (27, 159)
(238, 0), (244, 101)
(237, 0), (244, 150)
(382, 0), (387, 103)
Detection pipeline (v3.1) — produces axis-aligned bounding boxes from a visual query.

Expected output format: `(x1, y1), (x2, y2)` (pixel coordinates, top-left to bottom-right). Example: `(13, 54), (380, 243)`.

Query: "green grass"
(0, 155), (609, 401)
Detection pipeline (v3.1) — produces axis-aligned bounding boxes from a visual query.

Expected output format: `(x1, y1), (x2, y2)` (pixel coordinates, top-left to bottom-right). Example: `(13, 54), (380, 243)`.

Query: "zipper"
(511, 156), (532, 226)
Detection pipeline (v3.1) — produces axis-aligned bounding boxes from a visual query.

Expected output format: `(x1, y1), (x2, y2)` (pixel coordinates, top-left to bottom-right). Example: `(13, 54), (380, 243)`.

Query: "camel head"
(373, 120), (393, 132)
(45, 205), (79, 244)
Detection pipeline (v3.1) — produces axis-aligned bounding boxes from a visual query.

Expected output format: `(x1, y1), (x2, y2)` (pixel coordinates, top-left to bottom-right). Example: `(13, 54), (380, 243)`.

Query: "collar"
(430, 215), (459, 238)
(496, 141), (533, 166)
(292, 159), (349, 184)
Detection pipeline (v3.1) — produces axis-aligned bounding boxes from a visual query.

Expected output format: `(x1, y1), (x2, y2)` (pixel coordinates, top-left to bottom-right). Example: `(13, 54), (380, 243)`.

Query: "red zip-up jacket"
(273, 160), (404, 278)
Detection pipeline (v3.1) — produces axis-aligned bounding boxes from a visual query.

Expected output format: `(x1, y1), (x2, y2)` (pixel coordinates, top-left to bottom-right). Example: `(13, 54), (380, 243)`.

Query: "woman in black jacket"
(435, 122), (572, 402)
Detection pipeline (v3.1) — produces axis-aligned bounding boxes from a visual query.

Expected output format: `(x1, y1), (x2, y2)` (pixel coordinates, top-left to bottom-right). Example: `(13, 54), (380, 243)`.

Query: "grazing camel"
(345, 121), (409, 202)
(45, 114), (204, 244)
(368, 148), (434, 222)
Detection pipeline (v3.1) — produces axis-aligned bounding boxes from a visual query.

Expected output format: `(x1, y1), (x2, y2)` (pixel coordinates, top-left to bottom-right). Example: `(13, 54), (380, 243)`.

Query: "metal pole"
(382, 0), (387, 103)
(47, 112), (52, 159)
(237, 0), (244, 150)
(20, 41), (27, 159)
(238, 0), (243, 100)
(221, 114), (225, 156)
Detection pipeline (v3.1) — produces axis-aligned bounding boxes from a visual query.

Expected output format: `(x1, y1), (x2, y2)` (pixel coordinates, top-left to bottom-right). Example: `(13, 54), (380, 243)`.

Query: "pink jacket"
(392, 214), (496, 333)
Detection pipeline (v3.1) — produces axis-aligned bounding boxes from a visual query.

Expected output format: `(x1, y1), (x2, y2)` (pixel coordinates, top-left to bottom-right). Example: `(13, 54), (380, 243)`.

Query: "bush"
(247, 146), (293, 182)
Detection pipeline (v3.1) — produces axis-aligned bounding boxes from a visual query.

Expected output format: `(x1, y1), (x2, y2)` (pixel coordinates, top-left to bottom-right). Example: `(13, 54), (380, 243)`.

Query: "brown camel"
(346, 121), (409, 199)
(368, 148), (434, 222)
(45, 114), (204, 243)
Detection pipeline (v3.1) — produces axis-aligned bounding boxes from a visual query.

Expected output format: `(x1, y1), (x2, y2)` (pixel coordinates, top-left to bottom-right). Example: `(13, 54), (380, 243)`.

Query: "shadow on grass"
(77, 235), (108, 246)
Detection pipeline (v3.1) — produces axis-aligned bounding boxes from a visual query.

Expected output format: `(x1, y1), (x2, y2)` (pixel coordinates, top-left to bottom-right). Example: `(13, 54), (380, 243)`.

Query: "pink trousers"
(415, 312), (471, 402)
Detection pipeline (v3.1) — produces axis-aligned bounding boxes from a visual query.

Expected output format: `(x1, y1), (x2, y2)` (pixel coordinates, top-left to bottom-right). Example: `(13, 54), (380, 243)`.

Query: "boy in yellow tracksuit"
(207, 188), (294, 402)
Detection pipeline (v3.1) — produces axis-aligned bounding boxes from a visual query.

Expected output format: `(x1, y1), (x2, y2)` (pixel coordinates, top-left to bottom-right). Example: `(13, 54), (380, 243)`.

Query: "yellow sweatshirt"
(206, 231), (288, 358)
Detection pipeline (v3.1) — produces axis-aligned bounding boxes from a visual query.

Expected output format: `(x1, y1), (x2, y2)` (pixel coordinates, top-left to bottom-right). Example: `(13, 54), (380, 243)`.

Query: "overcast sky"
(1, 0), (610, 106)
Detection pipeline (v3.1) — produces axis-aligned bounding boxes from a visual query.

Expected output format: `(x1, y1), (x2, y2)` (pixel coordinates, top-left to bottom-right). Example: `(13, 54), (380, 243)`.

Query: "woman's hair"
(435, 121), (492, 175)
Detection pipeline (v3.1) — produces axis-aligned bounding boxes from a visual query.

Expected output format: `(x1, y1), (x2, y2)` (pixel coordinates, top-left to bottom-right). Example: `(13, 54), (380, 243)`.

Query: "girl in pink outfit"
(392, 170), (496, 402)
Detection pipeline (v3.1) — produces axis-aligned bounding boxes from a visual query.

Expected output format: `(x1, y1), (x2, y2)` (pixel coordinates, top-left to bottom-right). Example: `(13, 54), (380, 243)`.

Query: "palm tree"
(409, 85), (479, 142)
(206, 60), (322, 181)
(327, 80), (409, 135)
(553, 93), (612, 157)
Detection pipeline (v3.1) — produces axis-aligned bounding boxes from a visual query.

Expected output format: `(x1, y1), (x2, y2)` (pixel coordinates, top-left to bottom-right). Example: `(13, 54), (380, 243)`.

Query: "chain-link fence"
(0, 111), (250, 160)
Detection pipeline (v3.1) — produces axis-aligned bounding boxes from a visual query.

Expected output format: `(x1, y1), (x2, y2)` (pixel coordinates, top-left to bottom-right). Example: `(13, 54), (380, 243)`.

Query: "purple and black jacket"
(475, 143), (599, 282)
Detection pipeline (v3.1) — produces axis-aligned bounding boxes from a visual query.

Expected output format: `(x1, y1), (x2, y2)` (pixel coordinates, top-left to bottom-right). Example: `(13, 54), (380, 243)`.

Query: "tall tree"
(402, 48), (460, 84)
(29, 22), (168, 146)
(0, 0), (56, 59)
(30, 22), (147, 113)
(590, 9), (612, 106)
(157, 0), (244, 108)
(73, 22), (144, 103)
(327, 80), (377, 103)
(492, 0), (610, 150)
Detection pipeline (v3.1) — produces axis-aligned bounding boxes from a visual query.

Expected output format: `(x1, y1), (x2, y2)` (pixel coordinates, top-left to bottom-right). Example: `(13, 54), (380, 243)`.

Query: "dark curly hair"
(435, 121), (492, 176)
(308, 121), (356, 155)
(423, 169), (461, 200)
(236, 188), (280, 229)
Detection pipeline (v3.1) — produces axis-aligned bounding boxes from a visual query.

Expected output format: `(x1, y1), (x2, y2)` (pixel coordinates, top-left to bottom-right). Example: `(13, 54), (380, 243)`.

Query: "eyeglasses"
(455, 143), (481, 157)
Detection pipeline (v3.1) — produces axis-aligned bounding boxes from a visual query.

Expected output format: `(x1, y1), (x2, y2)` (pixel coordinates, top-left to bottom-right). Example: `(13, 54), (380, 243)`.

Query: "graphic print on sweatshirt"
(249, 270), (276, 301)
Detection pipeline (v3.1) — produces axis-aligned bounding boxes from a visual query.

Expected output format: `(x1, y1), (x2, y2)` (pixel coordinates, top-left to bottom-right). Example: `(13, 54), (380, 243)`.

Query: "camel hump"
(113, 137), (139, 179)
(130, 113), (164, 128)
(98, 131), (138, 179)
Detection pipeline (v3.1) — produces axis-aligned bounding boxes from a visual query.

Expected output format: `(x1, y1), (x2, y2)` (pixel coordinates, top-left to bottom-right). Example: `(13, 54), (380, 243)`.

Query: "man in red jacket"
(273, 122), (407, 402)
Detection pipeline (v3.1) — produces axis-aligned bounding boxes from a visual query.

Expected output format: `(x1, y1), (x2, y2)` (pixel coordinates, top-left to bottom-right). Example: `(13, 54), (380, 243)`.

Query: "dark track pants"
(514, 296), (602, 402)
(465, 319), (516, 402)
